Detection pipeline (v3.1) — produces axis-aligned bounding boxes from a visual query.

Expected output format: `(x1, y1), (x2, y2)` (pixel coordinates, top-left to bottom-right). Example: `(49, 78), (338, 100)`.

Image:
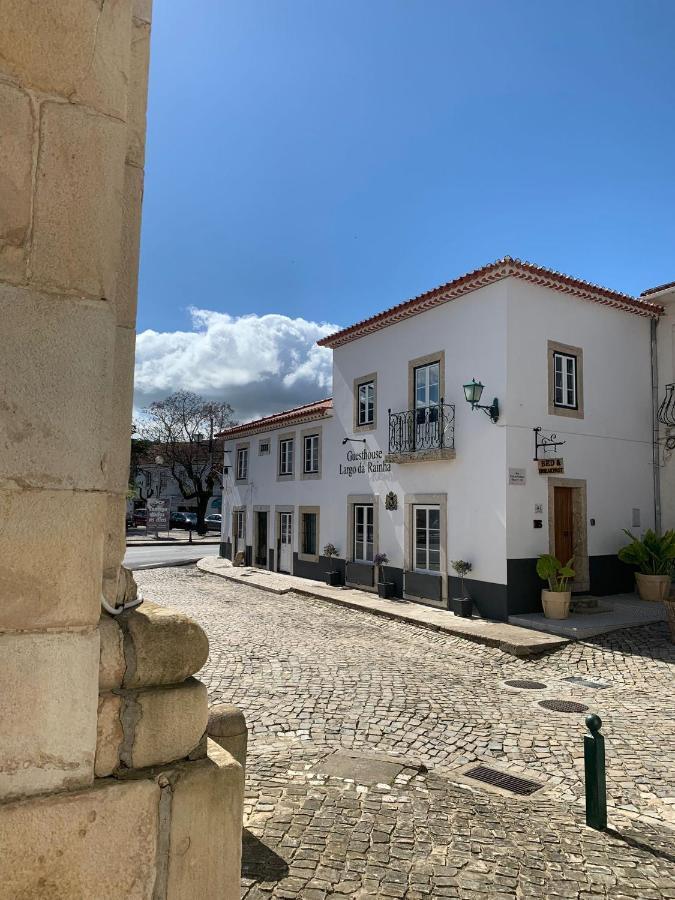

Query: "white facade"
(220, 260), (664, 620)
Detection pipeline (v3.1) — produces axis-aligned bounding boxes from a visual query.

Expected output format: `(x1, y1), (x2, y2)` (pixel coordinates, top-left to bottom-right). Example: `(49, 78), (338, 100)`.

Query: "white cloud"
(134, 308), (337, 422)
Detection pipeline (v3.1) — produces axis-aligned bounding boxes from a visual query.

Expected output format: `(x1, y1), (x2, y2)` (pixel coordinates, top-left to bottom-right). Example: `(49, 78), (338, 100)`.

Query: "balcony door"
(414, 361), (440, 448)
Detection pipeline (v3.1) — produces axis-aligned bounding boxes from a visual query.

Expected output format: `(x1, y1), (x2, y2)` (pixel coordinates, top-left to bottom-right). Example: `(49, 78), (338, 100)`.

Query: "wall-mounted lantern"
(462, 379), (500, 423)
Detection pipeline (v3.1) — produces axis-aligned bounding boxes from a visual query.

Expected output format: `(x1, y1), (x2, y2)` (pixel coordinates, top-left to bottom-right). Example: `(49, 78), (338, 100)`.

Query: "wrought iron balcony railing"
(388, 400), (455, 454)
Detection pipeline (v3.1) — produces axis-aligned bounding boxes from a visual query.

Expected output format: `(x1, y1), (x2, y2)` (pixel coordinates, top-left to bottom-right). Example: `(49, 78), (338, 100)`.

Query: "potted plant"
(450, 560), (473, 617)
(618, 528), (675, 602)
(323, 544), (342, 587)
(536, 554), (575, 619)
(374, 552), (395, 599)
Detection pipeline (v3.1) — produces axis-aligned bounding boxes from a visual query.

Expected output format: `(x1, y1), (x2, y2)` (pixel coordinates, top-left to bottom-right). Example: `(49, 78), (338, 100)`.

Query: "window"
(259, 440), (270, 455)
(353, 504), (374, 562)
(358, 381), (375, 426)
(304, 434), (319, 473)
(279, 438), (294, 475)
(236, 447), (248, 481)
(301, 512), (317, 556)
(553, 352), (577, 409)
(414, 505), (441, 573)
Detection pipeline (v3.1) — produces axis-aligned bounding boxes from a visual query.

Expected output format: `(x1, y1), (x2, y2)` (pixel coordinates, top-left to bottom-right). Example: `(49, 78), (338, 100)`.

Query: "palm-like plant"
(618, 529), (675, 576)
(536, 554), (575, 592)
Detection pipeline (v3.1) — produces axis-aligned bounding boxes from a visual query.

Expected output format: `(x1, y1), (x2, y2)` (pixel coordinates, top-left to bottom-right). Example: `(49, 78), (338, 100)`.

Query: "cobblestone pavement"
(136, 568), (675, 899)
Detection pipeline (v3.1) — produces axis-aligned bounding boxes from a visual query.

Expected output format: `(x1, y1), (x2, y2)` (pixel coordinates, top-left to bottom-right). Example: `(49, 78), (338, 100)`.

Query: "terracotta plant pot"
(634, 572), (671, 602)
(541, 589), (571, 619)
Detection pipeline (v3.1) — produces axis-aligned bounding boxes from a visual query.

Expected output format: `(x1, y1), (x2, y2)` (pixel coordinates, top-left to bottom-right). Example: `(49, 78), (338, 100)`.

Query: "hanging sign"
(537, 458), (564, 475)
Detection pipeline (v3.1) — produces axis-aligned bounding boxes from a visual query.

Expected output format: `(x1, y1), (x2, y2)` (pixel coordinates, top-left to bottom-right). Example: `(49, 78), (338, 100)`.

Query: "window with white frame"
(553, 351), (577, 409)
(353, 504), (374, 562)
(301, 512), (318, 556)
(414, 505), (441, 573)
(259, 440), (270, 455)
(304, 434), (319, 474)
(234, 509), (246, 543)
(236, 447), (248, 481)
(358, 381), (375, 426)
(279, 438), (294, 475)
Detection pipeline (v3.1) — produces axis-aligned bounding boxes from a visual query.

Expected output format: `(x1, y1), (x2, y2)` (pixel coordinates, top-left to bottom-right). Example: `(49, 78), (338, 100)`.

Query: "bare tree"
(138, 391), (236, 533)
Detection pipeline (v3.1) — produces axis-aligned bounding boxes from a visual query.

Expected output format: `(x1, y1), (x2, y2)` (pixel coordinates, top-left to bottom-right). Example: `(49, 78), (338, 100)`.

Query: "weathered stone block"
(116, 163), (145, 327)
(0, 81), (32, 283)
(95, 692), (124, 777)
(164, 742), (244, 900)
(0, 286), (114, 493)
(121, 601), (210, 689)
(0, 488), (105, 630)
(0, 0), (132, 119)
(127, 17), (151, 167)
(105, 325), (137, 492)
(0, 778), (159, 900)
(99, 613), (125, 691)
(124, 678), (208, 770)
(0, 632), (99, 800)
(208, 703), (248, 771)
(31, 102), (126, 298)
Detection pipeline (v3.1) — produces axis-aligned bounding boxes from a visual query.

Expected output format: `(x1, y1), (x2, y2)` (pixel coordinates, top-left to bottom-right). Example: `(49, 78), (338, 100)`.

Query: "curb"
(196, 559), (569, 658)
(126, 540), (221, 547)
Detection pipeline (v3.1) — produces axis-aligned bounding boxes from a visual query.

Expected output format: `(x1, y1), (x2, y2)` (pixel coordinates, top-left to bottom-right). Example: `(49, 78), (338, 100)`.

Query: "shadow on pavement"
(241, 829), (289, 883)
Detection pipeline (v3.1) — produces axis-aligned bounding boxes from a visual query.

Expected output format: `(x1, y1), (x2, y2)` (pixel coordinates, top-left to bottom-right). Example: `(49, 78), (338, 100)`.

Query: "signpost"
(146, 498), (170, 539)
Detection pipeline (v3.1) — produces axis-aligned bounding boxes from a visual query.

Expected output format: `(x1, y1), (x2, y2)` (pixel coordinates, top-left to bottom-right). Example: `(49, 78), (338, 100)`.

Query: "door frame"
(253, 505), (269, 569)
(547, 477), (589, 592)
(275, 505), (294, 574)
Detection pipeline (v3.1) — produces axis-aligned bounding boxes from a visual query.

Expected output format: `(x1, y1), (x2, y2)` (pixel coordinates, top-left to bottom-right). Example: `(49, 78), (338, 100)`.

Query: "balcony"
(386, 401), (456, 464)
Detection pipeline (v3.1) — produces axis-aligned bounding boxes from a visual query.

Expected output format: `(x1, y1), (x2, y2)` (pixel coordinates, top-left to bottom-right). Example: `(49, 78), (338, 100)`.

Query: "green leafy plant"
(323, 543), (339, 560)
(617, 529), (675, 576)
(374, 552), (390, 583)
(450, 560), (472, 597)
(536, 554), (575, 592)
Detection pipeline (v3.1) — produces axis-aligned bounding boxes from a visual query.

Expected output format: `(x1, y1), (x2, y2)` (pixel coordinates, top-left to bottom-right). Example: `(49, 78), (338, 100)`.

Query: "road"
(124, 543), (219, 570)
(136, 566), (675, 900)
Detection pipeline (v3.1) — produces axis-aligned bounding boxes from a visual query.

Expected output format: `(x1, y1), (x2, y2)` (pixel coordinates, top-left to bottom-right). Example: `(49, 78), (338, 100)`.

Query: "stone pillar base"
(0, 743), (243, 900)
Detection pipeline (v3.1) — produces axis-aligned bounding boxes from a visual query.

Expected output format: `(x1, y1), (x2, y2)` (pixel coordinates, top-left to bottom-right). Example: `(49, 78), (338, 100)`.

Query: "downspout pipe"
(651, 317), (662, 535)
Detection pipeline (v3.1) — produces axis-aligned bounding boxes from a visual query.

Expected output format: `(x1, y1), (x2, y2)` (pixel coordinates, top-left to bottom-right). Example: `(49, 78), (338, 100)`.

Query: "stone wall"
(0, 2), (245, 895)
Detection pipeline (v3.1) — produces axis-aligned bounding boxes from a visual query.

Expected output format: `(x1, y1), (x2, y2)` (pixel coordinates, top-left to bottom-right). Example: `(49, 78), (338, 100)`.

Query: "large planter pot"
(634, 572), (671, 602)
(542, 589), (571, 619)
(450, 597), (473, 618)
(325, 570), (342, 587)
(377, 581), (395, 599)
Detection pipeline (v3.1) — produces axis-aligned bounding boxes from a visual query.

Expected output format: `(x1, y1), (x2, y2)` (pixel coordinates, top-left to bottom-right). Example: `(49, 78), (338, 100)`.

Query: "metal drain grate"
(539, 699), (589, 713)
(505, 679), (547, 690)
(464, 765), (543, 796)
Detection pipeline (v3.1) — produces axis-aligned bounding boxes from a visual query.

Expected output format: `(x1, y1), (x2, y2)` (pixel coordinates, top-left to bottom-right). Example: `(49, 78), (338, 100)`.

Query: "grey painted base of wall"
(220, 540), (232, 560)
(450, 575), (509, 621)
(506, 554), (635, 618)
(292, 554), (346, 583)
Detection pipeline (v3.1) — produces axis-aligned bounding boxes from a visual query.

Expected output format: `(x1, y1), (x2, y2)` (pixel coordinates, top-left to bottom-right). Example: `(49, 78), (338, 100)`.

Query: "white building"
(219, 257), (672, 620)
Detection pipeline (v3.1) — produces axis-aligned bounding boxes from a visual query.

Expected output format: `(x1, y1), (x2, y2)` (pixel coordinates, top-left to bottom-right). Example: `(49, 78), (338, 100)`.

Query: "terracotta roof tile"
(217, 398), (333, 439)
(317, 257), (664, 349)
(640, 280), (675, 297)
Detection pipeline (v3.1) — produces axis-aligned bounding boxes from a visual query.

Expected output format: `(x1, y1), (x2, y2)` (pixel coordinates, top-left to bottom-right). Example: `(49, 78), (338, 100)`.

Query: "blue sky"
(135, 1), (675, 419)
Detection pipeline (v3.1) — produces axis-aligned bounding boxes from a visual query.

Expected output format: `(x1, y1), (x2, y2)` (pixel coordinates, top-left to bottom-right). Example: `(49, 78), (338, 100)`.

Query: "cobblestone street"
(136, 567), (675, 899)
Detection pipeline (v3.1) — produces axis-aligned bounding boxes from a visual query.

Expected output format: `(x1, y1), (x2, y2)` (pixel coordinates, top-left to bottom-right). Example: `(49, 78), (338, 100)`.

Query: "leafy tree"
(137, 391), (236, 533)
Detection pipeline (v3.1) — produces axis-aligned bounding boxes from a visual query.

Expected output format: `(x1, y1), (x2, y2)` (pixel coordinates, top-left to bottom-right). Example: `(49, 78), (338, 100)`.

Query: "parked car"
(171, 511), (197, 530)
(133, 508), (147, 526)
(125, 508), (134, 528)
(204, 513), (222, 532)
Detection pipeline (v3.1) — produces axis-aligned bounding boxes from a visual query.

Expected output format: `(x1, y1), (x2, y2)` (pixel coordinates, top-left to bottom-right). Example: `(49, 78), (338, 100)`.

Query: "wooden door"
(554, 487), (574, 565)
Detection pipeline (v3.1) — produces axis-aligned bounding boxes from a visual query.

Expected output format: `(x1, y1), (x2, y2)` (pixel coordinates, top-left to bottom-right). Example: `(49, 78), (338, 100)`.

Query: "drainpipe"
(651, 317), (662, 534)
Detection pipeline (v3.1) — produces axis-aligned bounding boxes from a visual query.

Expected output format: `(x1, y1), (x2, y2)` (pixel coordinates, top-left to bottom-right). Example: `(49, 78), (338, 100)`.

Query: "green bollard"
(584, 713), (607, 831)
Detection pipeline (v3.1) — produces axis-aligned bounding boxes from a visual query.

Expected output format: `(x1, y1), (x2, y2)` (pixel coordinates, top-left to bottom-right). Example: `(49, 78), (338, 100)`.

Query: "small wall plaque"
(385, 491), (398, 511)
(534, 503), (543, 514)
(509, 468), (526, 485)
(537, 458), (564, 475)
